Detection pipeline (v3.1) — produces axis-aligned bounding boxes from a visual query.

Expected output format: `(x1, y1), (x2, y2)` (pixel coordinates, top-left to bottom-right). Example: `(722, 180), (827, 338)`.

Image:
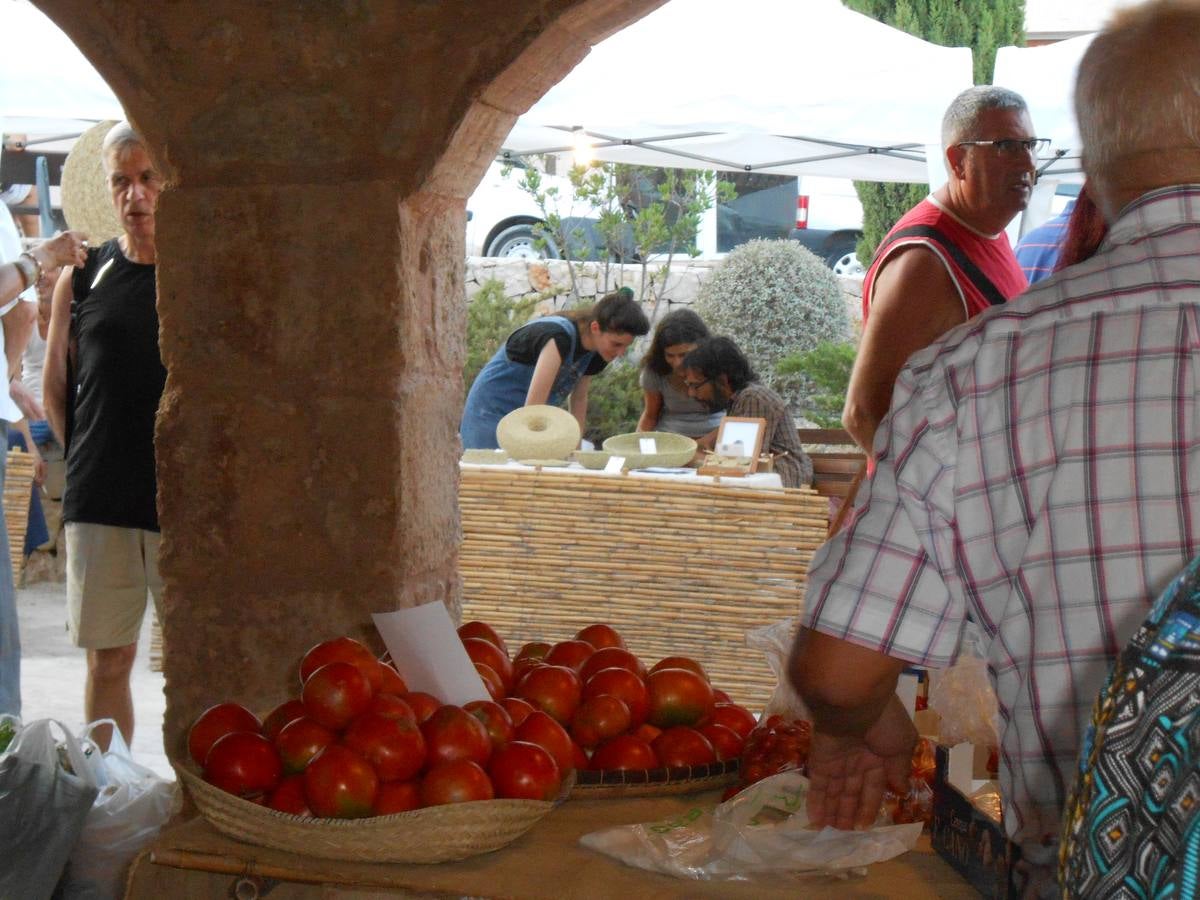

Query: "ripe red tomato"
(515, 710), (575, 775)
(570, 695), (632, 749)
(572, 741), (589, 769)
(652, 726), (717, 768)
(702, 703), (757, 740)
(575, 623), (626, 650)
(514, 665), (582, 725)
(514, 641), (552, 663)
(299, 637), (383, 691)
(584, 667), (649, 727)
(420, 705), (493, 769)
(377, 660), (408, 695)
(266, 774), (311, 816)
(512, 656), (546, 686)
(464, 700), (515, 750)
(302, 661), (374, 731)
(649, 656), (709, 682)
(420, 759), (494, 806)
(580, 647), (646, 683)
(262, 699), (307, 742)
(488, 741), (562, 800)
(204, 731), (283, 797)
(713, 689), (732, 704)
(646, 668), (715, 728)
(275, 716), (337, 775)
(544, 639), (595, 672)
(368, 693), (416, 722)
(634, 722), (662, 744)
(589, 734), (658, 771)
(373, 779), (422, 814)
(500, 696), (536, 728)
(474, 662), (505, 701)
(458, 621), (509, 656)
(342, 712), (427, 782)
(188, 702), (262, 767)
(303, 745), (379, 818)
(697, 723), (744, 761)
(400, 691), (441, 724)
(462, 637), (514, 691)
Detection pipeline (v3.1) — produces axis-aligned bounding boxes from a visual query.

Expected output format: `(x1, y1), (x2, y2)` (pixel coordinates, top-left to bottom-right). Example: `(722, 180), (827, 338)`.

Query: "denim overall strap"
(459, 316), (590, 450)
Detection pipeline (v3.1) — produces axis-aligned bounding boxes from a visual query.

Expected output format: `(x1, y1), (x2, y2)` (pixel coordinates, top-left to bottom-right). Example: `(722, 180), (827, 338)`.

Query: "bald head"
(1075, 0), (1200, 220)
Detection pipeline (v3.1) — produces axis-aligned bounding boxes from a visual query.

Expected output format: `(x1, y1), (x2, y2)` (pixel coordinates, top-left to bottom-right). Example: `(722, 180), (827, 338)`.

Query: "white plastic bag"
(927, 626), (999, 747)
(57, 720), (179, 900)
(744, 618), (810, 721)
(580, 770), (922, 881)
(0, 718), (100, 900)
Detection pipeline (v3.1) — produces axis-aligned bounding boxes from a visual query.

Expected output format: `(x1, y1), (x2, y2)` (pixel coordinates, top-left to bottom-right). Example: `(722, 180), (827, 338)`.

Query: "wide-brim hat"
(496, 405), (581, 462)
(61, 119), (122, 243)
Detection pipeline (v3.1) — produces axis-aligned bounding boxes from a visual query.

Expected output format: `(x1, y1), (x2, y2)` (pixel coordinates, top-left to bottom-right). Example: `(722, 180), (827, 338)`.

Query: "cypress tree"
(843, 0), (1025, 261)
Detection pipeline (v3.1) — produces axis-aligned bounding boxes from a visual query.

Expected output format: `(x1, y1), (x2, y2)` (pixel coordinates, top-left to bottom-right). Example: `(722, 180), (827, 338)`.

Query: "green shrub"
(464, 279), (537, 393)
(582, 361), (643, 447)
(776, 341), (856, 429)
(693, 239), (852, 416)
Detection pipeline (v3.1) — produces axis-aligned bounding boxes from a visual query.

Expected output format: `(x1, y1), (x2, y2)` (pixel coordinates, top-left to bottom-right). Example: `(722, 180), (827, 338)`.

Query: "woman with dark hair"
(461, 287), (650, 449)
(682, 336), (812, 488)
(1054, 183), (1107, 272)
(636, 308), (723, 438)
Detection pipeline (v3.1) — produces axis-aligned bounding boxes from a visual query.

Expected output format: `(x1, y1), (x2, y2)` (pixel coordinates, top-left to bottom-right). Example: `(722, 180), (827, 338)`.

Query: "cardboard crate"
(930, 743), (1020, 900)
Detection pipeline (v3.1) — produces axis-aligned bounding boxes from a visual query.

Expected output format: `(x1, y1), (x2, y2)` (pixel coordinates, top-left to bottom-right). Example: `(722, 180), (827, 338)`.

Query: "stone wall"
(465, 256), (864, 326)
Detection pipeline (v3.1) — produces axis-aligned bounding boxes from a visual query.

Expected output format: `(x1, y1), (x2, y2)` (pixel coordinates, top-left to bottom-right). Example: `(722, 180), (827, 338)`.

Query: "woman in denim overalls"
(461, 289), (650, 450)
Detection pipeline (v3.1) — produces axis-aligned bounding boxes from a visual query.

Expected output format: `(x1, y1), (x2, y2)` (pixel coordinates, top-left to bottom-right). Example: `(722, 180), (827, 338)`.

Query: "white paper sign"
(604, 455), (626, 474)
(639, 437), (658, 454)
(372, 603), (490, 706)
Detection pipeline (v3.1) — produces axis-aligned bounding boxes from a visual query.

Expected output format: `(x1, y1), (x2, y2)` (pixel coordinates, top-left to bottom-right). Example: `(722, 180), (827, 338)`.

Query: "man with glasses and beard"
(842, 86), (1040, 458)
(681, 336), (811, 489)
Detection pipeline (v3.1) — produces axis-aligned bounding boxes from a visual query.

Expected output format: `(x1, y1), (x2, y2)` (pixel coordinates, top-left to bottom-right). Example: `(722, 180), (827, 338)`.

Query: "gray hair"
(941, 86), (1030, 149)
(100, 121), (146, 174)
(1075, 0), (1200, 184)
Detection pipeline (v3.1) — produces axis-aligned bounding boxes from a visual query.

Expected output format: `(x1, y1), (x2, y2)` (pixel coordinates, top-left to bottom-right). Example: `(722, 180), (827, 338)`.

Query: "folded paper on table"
(579, 770), (921, 881)
(373, 603), (490, 706)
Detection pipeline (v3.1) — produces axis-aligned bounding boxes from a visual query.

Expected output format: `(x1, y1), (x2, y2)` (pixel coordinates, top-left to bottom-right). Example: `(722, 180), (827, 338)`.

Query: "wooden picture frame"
(714, 416), (766, 473)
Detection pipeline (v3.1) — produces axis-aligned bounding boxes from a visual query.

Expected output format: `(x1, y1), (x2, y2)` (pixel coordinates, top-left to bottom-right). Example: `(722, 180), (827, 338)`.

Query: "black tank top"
(64, 239), (165, 531)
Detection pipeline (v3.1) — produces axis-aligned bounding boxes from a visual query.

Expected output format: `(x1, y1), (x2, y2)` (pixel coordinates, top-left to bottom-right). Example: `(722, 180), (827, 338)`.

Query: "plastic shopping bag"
(57, 720), (179, 900)
(744, 618), (810, 721)
(927, 624), (999, 747)
(580, 770), (922, 881)
(0, 718), (100, 900)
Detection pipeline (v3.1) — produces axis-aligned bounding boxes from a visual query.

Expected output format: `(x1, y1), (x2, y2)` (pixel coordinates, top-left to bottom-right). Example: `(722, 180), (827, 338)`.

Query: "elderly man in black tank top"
(44, 122), (167, 752)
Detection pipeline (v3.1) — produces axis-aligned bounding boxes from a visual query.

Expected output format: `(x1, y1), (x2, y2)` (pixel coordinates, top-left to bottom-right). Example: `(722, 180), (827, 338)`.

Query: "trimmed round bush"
(693, 239), (852, 415)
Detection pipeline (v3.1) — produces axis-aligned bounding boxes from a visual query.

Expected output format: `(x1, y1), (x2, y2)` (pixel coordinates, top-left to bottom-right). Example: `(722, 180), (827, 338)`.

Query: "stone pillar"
(35, 0), (666, 759)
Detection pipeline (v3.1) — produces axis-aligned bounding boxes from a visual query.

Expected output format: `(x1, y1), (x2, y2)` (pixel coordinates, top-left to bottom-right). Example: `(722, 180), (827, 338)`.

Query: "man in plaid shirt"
(789, 1), (1200, 893)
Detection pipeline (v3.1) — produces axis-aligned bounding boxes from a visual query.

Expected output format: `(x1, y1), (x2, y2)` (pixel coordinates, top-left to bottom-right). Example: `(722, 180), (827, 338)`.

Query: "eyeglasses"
(682, 377), (711, 391)
(956, 138), (1050, 157)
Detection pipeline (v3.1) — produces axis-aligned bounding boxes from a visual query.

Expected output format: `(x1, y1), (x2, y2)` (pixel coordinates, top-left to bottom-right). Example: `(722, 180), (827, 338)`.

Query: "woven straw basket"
(570, 758), (738, 799)
(177, 765), (563, 863)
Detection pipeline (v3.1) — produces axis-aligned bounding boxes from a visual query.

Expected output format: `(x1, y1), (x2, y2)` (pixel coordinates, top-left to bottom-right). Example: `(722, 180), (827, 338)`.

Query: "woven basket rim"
(177, 763), (568, 863)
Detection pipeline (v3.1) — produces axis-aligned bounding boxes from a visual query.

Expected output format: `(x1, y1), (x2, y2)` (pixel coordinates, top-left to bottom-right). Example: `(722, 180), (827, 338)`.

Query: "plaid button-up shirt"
(803, 185), (1200, 851)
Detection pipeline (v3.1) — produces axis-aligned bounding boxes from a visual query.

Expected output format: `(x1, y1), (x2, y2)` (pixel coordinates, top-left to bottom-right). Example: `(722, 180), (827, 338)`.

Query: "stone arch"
(28, 0), (665, 756)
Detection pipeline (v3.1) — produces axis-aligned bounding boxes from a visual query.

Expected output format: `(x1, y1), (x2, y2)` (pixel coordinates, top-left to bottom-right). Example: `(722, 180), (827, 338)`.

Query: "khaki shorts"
(66, 522), (163, 649)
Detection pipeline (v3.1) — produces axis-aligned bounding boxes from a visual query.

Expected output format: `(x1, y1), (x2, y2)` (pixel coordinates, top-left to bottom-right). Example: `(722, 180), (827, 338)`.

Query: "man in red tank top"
(843, 86), (1039, 456)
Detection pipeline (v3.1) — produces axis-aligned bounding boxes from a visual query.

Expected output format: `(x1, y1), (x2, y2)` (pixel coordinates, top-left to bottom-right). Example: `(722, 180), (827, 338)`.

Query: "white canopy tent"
(502, 0), (974, 185)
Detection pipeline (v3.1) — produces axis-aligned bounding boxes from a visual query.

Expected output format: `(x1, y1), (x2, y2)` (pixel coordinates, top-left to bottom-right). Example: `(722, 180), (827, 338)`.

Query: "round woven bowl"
(602, 431), (697, 469)
(61, 119), (122, 243)
(177, 765), (565, 864)
(570, 758), (738, 799)
(573, 449), (612, 470)
(496, 405), (580, 462)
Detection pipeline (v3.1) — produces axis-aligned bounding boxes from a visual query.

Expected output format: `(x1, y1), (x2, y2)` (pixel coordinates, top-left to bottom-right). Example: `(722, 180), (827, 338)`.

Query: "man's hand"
(806, 694), (918, 830)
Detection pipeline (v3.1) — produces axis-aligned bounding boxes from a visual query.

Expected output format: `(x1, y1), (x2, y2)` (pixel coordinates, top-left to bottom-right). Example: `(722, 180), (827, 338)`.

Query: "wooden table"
(458, 465), (830, 710)
(128, 790), (977, 899)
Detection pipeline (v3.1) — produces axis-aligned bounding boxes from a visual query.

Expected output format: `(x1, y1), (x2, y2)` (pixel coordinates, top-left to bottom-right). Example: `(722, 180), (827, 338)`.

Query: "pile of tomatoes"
(458, 620), (758, 774)
(189, 636), (575, 818)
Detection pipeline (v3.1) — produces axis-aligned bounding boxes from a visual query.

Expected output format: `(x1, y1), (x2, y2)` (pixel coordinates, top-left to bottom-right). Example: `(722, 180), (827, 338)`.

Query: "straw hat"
(496, 405), (581, 461)
(61, 119), (122, 243)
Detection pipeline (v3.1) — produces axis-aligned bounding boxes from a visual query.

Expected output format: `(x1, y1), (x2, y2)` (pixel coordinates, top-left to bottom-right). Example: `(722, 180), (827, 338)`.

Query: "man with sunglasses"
(842, 86), (1041, 456)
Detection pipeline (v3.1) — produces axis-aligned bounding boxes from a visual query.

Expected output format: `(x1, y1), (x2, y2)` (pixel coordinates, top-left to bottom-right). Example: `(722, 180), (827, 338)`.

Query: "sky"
(1024, 0), (1143, 36)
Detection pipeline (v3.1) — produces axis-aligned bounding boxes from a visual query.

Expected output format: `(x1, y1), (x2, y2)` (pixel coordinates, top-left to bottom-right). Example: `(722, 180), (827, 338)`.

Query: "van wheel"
(826, 243), (864, 277)
(486, 224), (560, 260)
